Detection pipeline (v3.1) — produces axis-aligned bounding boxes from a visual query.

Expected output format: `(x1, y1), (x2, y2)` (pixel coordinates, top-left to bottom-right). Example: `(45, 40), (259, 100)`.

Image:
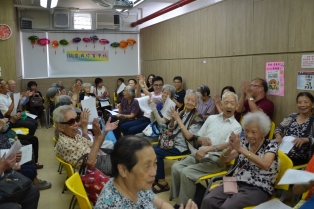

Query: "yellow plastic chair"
(65, 172), (93, 209)
(165, 154), (189, 161)
(198, 159), (235, 186)
(269, 121), (275, 139)
(11, 127), (29, 135)
(243, 149), (293, 208)
(56, 156), (75, 193)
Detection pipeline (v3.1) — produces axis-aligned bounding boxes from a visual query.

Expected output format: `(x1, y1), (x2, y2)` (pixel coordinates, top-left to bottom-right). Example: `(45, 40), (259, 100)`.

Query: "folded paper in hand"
(278, 169), (314, 185)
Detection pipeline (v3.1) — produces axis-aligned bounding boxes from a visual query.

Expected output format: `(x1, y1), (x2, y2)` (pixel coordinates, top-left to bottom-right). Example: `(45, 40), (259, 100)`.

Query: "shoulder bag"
(0, 169), (33, 203)
(158, 109), (195, 149)
(78, 154), (110, 205)
(30, 95), (43, 107)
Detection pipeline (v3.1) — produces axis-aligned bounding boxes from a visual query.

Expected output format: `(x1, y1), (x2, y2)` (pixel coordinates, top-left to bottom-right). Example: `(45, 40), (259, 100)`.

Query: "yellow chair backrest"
(56, 156), (74, 178)
(269, 121), (275, 139)
(113, 92), (118, 103)
(275, 150), (293, 191)
(65, 172), (93, 209)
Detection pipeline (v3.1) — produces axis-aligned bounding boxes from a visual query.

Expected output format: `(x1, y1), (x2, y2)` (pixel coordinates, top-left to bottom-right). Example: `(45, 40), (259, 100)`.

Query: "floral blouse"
(232, 138), (279, 195)
(95, 179), (156, 209)
(54, 132), (93, 169)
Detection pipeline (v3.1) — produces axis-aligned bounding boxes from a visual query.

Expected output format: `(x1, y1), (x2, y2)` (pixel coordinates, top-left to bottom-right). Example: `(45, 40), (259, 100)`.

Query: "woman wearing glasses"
(53, 105), (119, 174)
(119, 76), (164, 136)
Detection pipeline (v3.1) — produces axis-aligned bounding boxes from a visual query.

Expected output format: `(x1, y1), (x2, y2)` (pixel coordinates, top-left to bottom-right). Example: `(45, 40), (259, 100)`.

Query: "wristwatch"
(213, 145), (218, 152)
(249, 97), (254, 101)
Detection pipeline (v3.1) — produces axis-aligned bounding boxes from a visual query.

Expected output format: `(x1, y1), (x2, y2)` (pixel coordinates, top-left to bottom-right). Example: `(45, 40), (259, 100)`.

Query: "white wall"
(21, 32), (139, 78)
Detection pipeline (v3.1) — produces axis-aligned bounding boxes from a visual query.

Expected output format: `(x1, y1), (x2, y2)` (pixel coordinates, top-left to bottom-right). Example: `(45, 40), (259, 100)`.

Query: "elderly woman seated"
(94, 135), (198, 209)
(196, 85), (215, 120)
(53, 105), (118, 174)
(153, 91), (204, 194)
(54, 95), (115, 148)
(201, 111), (279, 209)
(138, 85), (176, 142)
(275, 92), (314, 166)
(79, 83), (96, 102)
(110, 85), (142, 138)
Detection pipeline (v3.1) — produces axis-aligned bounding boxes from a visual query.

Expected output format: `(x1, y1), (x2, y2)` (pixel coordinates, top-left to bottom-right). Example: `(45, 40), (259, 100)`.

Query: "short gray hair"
(82, 83), (91, 91)
(46, 87), (59, 100)
(55, 95), (72, 108)
(222, 91), (238, 103)
(162, 85), (176, 99)
(184, 89), (198, 105)
(241, 111), (271, 137)
(124, 86), (135, 97)
(53, 105), (76, 123)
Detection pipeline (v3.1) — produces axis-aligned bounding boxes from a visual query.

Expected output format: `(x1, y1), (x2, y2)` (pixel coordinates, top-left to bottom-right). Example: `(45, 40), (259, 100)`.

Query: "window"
(74, 13), (92, 29)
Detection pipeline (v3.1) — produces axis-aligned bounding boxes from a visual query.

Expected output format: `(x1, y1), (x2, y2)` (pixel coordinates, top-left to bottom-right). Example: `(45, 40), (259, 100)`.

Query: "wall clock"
(0, 24), (12, 40)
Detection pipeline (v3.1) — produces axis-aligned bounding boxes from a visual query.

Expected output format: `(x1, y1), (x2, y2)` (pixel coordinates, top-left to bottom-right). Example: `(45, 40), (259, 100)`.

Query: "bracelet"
(222, 149), (230, 158)
(180, 126), (184, 129)
(247, 151), (251, 159)
(168, 125), (174, 129)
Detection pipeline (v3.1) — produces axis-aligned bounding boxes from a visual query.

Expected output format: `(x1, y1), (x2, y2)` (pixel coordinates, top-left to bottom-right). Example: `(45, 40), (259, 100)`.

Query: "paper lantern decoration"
(28, 35), (39, 48)
(83, 37), (91, 47)
(99, 38), (109, 50)
(119, 40), (128, 48)
(72, 37), (81, 50)
(110, 42), (119, 48)
(127, 38), (136, 46)
(90, 35), (99, 48)
(51, 40), (59, 55)
(59, 39), (69, 53)
(38, 38), (50, 46)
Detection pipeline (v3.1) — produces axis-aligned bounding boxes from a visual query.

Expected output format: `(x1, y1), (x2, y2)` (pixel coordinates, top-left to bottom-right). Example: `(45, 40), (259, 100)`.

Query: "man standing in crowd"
(173, 76), (186, 112)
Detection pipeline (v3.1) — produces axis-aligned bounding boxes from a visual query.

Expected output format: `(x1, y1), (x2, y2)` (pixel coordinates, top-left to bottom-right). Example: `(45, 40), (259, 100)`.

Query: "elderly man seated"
(53, 105), (118, 174)
(170, 92), (242, 208)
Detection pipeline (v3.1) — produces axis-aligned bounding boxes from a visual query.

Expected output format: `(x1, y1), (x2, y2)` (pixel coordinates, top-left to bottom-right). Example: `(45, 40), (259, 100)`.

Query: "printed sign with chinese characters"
(301, 54), (314, 68)
(297, 71), (314, 90)
(266, 62), (284, 96)
(67, 50), (109, 62)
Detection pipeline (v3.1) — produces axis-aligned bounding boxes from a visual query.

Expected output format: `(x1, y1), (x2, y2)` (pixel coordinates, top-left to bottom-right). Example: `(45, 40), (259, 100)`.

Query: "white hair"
(222, 91), (238, 102)
(53, 105), (76, 123)
(241, 111), (271, 137)
(82, 83), (91, 91)
(184, 89), (199, 105)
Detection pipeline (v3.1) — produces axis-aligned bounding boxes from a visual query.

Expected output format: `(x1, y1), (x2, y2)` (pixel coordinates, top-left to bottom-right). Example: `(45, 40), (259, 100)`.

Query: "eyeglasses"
(153, 84), (164, 87)
(250, 84), (262, 88)
(59, 115), (80, 126)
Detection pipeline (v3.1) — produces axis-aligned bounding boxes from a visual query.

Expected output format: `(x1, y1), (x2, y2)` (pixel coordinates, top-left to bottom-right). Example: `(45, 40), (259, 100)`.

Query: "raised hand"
(104, 117), (119, 132)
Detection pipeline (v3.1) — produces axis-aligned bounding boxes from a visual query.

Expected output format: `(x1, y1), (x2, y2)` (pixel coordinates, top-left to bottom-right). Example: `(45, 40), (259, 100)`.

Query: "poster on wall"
(266, 62), (284, 96)
(301, 54), (314, 68)
(67, 50), (109, 62)
(297, 71), (314, 90)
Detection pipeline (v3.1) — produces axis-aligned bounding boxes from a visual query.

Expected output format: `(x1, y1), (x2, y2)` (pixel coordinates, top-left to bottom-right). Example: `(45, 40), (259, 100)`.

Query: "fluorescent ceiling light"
(133, 0), (144, 7)
(40, 0), (58, 8)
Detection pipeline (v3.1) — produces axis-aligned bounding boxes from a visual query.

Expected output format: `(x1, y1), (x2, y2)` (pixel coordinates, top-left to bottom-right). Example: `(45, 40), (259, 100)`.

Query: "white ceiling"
(14, 0), (179, 11)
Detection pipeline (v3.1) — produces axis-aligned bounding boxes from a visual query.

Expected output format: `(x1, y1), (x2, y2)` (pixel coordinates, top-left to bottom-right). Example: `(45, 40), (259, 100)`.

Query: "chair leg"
(69, 195), (76, 209)
(62, 176), (68, 193)
(58, 163), (63, 174)
(72, 198), (77, 209)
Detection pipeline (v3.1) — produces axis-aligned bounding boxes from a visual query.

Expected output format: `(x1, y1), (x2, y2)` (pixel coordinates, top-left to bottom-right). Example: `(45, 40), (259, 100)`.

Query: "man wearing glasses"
(237, 78), (274, 120)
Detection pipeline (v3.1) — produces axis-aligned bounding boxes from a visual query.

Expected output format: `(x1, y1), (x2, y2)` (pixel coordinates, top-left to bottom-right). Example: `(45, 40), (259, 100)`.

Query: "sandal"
(152, 181), (170, 194)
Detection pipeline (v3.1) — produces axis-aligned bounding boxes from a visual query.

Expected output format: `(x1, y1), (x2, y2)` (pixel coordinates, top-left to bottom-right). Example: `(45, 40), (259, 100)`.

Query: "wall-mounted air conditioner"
(96, 13), (120, 30)
(54, 12), (70, 28)
(20, 18), (33, 29)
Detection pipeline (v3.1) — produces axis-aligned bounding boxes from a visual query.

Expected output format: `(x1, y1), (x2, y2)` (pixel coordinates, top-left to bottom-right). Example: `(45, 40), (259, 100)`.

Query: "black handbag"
(30, 95), (43, 107)
(0, 169), (32, 203)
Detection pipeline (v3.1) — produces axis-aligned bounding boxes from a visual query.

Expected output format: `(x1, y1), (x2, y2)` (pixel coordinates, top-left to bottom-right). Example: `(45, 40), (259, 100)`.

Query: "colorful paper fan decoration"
(83, 37), (91, 47)
(28, 35), (39, 48)
(99, 39), (109, 50)
(59, 39), (69, 53)
(72, 37), (81, 50)
(51, 40), (59, 55)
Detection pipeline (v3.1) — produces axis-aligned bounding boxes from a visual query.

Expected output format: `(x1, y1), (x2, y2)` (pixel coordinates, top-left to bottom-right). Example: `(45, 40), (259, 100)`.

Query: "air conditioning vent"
(20, 18), (33, 29)
(54, 12), (70, 28)
(96, 13), (120, 30)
